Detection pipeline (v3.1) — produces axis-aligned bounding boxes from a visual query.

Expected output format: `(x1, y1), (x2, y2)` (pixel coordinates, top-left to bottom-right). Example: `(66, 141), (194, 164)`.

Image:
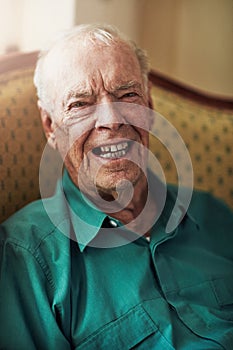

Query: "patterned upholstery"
(0, 53), (60, 223)
(0, 52), (232, 222)
(150, 82), (233, 210)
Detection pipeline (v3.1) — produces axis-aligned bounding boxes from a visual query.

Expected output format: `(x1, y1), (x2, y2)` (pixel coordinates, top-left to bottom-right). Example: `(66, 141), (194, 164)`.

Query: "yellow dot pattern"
(150, 85), (233, 210)
(0, 68), (46, 222)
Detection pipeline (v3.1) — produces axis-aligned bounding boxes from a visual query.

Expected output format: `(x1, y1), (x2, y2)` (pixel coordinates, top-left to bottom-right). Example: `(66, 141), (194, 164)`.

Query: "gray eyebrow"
(63, 88), (93, 108)
(66, 90), (92, 100)
(114, 81), (142, 91)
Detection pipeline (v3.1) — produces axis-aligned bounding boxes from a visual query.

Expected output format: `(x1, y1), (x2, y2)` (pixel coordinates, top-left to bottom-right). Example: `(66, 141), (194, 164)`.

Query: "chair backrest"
(0, 51), (233, 223)
(149, 71), (233, 210)
(0, 51), (61, 222)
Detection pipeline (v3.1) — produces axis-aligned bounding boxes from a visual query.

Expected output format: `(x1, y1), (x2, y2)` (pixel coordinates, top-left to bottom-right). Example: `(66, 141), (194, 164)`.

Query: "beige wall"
(20, 0), (76, 51)
(0, 0), (23, 53)
(75, 0), (144, 43)
(0, 0), (76, 54)
(141, 0), (233, 97)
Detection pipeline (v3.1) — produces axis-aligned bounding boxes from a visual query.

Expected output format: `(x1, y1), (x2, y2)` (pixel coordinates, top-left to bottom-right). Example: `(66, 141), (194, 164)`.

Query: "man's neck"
(102, 173), (157, 236)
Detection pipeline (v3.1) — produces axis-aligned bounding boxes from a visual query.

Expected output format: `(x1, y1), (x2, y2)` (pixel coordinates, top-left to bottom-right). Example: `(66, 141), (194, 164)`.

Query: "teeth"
(101, 150), (126, 159)
(100, 142), (128, 153)
(93, 141), (130, 158)
(111, 145), (117, 152)
(100, 146), (110, 152)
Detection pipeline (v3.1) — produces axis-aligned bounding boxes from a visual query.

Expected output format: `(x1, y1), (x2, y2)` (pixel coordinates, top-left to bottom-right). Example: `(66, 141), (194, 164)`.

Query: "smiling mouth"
(92, 141), (132, 159)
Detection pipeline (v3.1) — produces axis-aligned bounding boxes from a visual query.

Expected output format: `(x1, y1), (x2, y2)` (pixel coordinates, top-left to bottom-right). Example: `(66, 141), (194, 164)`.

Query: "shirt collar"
(165, 183), (198, 228)
(62, 170), (107, 251)
(149, 179), (198, 245)
(61, 169), (197, 252)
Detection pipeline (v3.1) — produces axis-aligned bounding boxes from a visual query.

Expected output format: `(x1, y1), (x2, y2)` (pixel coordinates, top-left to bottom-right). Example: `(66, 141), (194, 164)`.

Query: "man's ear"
(147, 80), (154, 110)
(147, 80), (154, 129)
(37, 100), (57, 149)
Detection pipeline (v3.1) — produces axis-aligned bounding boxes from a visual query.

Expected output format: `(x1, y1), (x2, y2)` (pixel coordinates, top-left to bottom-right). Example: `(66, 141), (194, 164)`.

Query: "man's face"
(44, 39), (152, 197)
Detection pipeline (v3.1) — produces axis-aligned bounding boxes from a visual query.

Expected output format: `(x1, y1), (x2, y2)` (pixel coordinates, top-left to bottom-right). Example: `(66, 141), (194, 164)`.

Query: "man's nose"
(94, 103), (126, 131)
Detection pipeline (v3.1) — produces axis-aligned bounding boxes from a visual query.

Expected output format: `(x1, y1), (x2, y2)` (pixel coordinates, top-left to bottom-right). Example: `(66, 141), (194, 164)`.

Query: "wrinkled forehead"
(41, 37), (141, 86)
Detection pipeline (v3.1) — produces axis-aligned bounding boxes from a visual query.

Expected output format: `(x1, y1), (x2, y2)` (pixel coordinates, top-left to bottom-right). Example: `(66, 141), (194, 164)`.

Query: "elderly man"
(0, 24), (233, 350)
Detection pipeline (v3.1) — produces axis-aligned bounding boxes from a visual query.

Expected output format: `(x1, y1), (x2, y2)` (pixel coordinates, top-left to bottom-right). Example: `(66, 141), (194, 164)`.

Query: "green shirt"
(0, 170), (233, 349)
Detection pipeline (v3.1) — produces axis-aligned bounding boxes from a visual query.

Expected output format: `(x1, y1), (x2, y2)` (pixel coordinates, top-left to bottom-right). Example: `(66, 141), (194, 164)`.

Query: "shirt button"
(109, 219), (118, 228)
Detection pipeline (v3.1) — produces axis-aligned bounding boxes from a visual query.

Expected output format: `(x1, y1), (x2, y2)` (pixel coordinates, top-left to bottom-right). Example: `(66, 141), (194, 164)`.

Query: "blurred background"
(0, 0), (232, 97)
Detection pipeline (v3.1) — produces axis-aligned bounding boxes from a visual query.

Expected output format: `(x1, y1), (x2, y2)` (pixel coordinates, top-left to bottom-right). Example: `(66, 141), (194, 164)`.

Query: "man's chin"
(77, 166), (146, 214)
(95, 167), (143, 194)
(77, 158), (146, 198)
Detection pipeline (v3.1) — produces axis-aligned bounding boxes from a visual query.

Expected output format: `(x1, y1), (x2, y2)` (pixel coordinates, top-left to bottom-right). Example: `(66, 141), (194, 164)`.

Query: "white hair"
(34, 23), (150, 113)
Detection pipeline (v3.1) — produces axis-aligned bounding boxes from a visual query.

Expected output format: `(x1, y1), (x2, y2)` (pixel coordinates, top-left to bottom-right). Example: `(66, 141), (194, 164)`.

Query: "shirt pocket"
(178, 278), (233, 349)
(75, 304), (169, 350)
(211, 277), (233, 309)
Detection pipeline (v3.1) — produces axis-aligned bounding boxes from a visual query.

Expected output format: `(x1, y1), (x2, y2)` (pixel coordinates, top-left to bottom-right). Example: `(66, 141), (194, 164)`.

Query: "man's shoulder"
(0, 196), (70, 252)
(189, 188), (233, 223)
(168, 184), (233, 216)
(167, 183), (233, 229)
(184, 188), (233, 241)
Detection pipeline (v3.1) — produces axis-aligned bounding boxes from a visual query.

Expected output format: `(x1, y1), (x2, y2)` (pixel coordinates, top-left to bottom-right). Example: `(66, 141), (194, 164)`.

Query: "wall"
(0, 0), (76, 54)
(20, 0), (76, 52)
(0, 0), (23, 53)
(75, 0), (145, 43)
(141, 0), (233, 97)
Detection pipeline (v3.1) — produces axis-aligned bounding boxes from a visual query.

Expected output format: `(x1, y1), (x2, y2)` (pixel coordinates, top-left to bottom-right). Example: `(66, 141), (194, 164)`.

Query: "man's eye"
(69, 101), (87, 109)
(121, 92), (138, 99)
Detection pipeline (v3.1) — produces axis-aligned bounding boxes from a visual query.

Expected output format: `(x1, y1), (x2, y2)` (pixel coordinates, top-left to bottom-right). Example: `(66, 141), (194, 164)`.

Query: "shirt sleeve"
(0, 235), (71, 350)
